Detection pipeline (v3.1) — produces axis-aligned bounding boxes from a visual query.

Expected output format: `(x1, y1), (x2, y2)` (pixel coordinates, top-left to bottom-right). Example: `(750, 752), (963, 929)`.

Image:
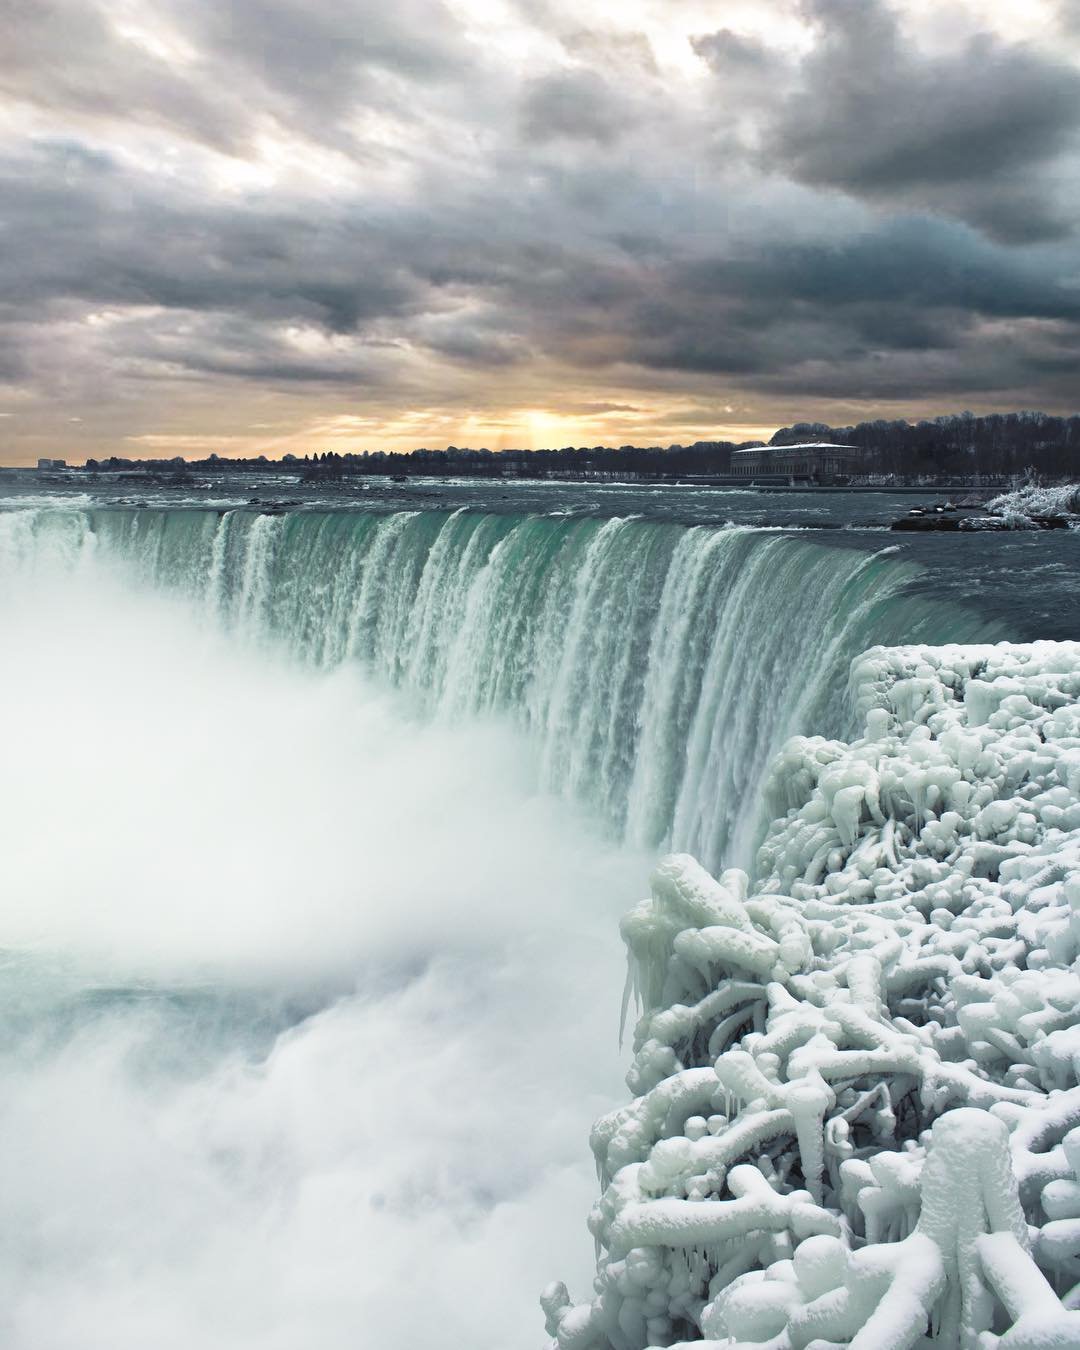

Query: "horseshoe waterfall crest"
(13, 503), (994, 871)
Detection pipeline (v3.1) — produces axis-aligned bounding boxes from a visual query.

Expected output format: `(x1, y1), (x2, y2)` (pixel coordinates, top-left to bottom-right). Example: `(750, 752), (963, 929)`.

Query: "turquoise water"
(2, 500), (1008, 871)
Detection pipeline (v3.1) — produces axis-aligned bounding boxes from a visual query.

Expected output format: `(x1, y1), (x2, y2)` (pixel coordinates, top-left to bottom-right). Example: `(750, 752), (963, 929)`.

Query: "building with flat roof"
(730, 443), (859, 483)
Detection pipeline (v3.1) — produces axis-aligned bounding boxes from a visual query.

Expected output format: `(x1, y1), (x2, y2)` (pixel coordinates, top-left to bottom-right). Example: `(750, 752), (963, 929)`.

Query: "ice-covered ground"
(549, 642), (1080, 1349)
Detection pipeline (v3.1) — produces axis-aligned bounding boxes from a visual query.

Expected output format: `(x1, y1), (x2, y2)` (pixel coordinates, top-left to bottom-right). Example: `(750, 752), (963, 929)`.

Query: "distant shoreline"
(0, 464), (1008, 495)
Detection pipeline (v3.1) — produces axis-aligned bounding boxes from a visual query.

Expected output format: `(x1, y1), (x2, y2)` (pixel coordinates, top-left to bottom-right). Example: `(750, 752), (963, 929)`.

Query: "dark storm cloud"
(2, 0), (1080, 448)
(0, 145), (436, 397)
(716, 222), (1080, 324)
(696, 0), (1080, 244)
(500, 215), (1080, 408)
(788, 0), (1080, 184)
(4, 131), (1080, 413)
(0, 145), (423, 329)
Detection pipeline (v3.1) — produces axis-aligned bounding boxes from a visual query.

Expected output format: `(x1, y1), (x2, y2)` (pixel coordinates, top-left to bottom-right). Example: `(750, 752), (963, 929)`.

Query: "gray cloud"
(0, 0), (250, 153)
(184, 0), (470, 135)
(519, 68), (634, 144)
(4, 133), (1080, 420)
(729, 0), (1080, 243)
(2, 0), (1080, 461)
(690, 29), (776, 79)
(501, 215), (1080, 409)
(0, 145), (426, 329)
(0, 0), (471, 159)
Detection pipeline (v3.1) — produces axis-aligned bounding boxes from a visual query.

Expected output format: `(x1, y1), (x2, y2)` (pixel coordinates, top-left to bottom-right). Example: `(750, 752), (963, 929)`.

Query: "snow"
(548, 641), (1080, 1350)
(731, 444), (858, 456)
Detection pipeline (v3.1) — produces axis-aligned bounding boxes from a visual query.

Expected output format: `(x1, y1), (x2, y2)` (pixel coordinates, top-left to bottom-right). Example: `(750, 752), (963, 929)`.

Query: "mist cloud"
(0, 528), (647, 1347)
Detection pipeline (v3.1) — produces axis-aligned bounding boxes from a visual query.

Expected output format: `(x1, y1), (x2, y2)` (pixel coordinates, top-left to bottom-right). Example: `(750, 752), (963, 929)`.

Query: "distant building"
(730, 443), (859, 483)
(37, 457), (67, 470)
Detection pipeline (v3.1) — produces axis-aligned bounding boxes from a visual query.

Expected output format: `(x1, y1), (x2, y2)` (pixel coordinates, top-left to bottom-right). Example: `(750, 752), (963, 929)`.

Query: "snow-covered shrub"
(546, 642), (1080, 1350)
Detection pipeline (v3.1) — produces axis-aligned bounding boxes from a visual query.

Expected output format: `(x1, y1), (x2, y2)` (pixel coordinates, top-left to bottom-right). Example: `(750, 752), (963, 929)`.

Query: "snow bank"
(546, 641), (1080, 1350)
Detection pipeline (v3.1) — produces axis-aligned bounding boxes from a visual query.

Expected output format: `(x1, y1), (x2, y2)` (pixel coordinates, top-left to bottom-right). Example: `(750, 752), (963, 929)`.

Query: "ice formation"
(979, 485), (1080, 527)
(546, 642), (1080, 1350)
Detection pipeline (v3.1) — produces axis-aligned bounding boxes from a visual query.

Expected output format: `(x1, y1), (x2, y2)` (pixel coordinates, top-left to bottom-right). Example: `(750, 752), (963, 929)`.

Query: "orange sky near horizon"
(8, 388), (1074, 468)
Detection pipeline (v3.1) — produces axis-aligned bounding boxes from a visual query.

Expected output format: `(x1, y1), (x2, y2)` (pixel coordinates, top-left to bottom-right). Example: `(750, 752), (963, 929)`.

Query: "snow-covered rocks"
(546, 642), (1080, 1350)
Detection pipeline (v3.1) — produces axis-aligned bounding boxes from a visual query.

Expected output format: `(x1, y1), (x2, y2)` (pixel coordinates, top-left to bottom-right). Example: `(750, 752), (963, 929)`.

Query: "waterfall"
(1, 504), (1004, 871)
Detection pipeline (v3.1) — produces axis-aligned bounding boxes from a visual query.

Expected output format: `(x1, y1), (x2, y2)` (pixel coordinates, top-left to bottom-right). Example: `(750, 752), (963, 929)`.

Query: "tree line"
(81, 410), (1080, 484)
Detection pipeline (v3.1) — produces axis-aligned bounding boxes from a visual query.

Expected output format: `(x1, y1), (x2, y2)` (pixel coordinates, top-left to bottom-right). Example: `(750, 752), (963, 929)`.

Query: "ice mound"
(980, 484), (1080, 526)
(546, 642), (1080, 1350)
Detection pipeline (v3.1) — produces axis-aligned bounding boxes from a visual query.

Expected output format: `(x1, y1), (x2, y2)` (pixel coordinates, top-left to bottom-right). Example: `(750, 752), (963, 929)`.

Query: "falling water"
(3, 504), (1003, 871)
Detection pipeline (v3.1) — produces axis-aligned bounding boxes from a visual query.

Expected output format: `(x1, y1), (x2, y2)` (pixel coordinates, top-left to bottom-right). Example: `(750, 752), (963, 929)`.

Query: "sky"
(2, 0), (1080, 464)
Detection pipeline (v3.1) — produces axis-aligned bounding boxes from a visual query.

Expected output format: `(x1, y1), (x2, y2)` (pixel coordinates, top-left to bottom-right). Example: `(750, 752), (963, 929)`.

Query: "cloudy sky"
(2, 0), (1080, 463)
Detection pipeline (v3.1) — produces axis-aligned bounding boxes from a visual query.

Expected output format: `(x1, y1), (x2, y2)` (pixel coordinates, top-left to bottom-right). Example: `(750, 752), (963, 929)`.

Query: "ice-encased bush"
(545, 642), (1080, 1350)
(980, 484), (1080, 526)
